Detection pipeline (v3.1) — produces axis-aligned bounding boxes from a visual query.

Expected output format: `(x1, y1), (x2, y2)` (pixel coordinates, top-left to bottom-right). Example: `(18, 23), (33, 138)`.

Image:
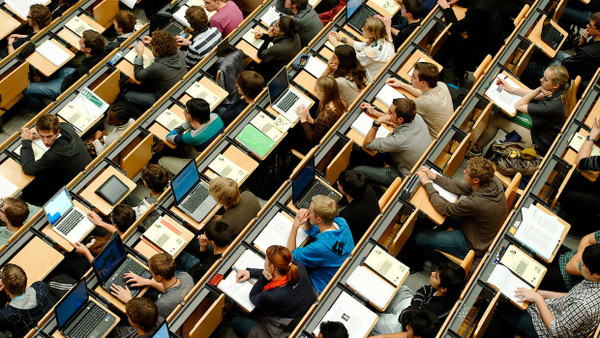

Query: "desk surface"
(95, 254), (150, 313)
(116, 45), (155, 85)
(235, 26), (267, 64)
(0, 157), (34, 193)
(170, 201), (221, 232)
(42, 200), (93, 252)
(8, 236), (63, 287)
(148, 102), (186, 148)
(203, 145), (260, 185)
(79, 165), (137, 216)
(178, 76), (229, 111)
(396, 49), (443, 82)
(57, 14), (106, 51)
(133, 214), (195, 260)
(411, 185), (447, 225)
(583, 99), (600, 127)
(0, 9), (20, 41)
(346, 113), (395, 156)
(26, 39), (76, 78)
(527, 15), (568, 58)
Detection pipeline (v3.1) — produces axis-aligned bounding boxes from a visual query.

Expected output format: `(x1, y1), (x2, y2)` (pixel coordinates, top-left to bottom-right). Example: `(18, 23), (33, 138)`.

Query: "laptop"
(540, 19), (564, 50)
(216, 37), (230, 57)
(44, 187), (94, 243)
(346, 0), (377, 33)
(163, 21), (185, 37)
(55, 280), (117, 338)
(92, 232), (152, 297)
(171, 160), (217, 222)
(292, 157), (342, 209)
(267, 67), (312, 123)
(152, 321), (171, 338)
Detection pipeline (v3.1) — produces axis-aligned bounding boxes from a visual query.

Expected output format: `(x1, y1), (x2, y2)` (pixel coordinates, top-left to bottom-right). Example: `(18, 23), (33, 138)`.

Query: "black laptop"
(292, 157), (342, 209)
(346, 0), (377, 32)
(541, 19), (564, 50)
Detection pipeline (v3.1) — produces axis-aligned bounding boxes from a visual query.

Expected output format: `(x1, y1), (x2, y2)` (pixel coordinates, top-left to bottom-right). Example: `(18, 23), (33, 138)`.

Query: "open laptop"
(347, 0), (377, 33)
(540, 19), (564, 50)
(163, 21), (185, 37)
(92, 232), (152, 297)
(152, 321), (171, 338)
(55, 280), (117, 338)
(292, 157), (342, 209)
(44, 187), (94, 243)
(171, 159), (217, 222)
(267, 67), (312, 123)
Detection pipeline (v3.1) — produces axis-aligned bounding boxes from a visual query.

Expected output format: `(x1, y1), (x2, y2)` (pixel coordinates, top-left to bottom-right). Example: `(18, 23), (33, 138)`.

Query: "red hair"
(266, 245), (299, 285)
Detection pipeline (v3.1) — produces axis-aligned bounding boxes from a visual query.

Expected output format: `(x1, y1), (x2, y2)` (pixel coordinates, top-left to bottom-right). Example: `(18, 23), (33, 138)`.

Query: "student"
(188, 220), (231, 282)
(562, 12), (600, 86)
(124, 31), (187, 112)
(208, 177), (260, 237)
(255, 16), (302, 80)
(204, 0), (243, 36)
(386, 62), (454, 138)
(0, 198), (30, 246)
(318, 321), (348, 338)
(177, 6), (222, 70)
(89, 102), (135, 155)
(371, 262), (465, 335)
(106, 10), (136, 53)
(111, 253), (194, 318)
(322, 45), (367, 106)
(372, 307), (439, 338)
(218, 70), (265, 127)
(328, 17), (394, 81)
(413, 157), (507, 259)
(0, 264), (52, 338)
(354, 99), (431, 186)
(296, 76), (347, 146)
(470, 65), (575, 156)
(276, 0), (323, 46)
(125, 298), (160, 338)
(233, 245), (317, 337)
(377, 0), (423, 50)
(20, 114), (92, 206)
(484, 243), (600, 338)
(139, 164), (169, 205)
(336, 170), (379, 243)
(6, 4), (51, 54)
(287, 195), (354, 293)
(157, 98), (224, 175)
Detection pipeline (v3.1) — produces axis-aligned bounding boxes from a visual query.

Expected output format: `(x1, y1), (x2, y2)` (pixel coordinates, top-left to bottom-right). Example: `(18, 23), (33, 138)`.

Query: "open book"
(514, 204), (564, 260)
(487, 264), (533, 307)
(500, 244), (546, 287)
(260, 6), (280, 26)
(313, 291), (378, 338)
(57, 103), (93, 133)
(250, 112), (284, 142)
(233, 249), (265, 284)
(253, 212), (309, 253)
(185, 82), (222, 110)
(124, 48), (154, 68)
(58, 87), (108, 133)
(242, 29), (264, 49)
(16, 138), (50, 161)
(364, 246), (409, 287)
(371, 0), (400, 14)
(351, 113), (391, 139)
(65, 17), (96, 36)
(208, 154), (248, 184)
(142, 217), (185, 256)
(485, 75), (522, 117)
(156, 109), (185, 131)
(217, 271), (255, 312)
(346, 265), (397, 310)
(429, 169), (459, 203)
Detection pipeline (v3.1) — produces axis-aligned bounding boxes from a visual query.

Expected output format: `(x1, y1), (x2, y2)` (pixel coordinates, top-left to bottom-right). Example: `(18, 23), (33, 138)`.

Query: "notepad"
(235, 124), (276, 158)
(208, 154), (248, 184)
(351, 113), (391, 139)
(57, 102), (93, 133)
(347, 265), (396, 310)
(569, 132), (600, 156)
(142, 217), (185, 256)
(500, 245), (546, 287)
(304, 56), (327, 78)
(233, 249), (265, 285)
(217, 271), (255, 311)
(16, 138), (50, 161)
(261, 6), (280, 26)
(124, 49), (154, 68)
(363, 246), (409, 287)
(249, 112), (284, 142)
(313, 291), (378, 338)
(185, 82), (221, 110)
(514, 204), (564, 260)
(253, 213), (309, 252)
(242, 29), (265, 49)
(36, 40), (70, 67)
(0, 174), (18, 198)
(485, 75), (522, 116)
(156, 109), (185, 130)
(487, 264), (532, 306)
(376, 84), (406, 108)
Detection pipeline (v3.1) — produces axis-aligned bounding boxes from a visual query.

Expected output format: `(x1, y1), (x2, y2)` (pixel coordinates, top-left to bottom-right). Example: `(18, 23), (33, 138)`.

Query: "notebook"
(208, 154), (248, 184)
(235, 124), (276, 158)
(376, 84), (406, 108)
(253, 212), (309, 252)
(249, 112), (285, 142)
(569, 132), (600, 157)
(124, 48), (154, 68)
(513, 204), (564, 260)
(65, 16), (96, 36)
(351, 113), (391, 139)
(484, 75), (522, 116)
(36, 40), (70, 67)
(499, 244), (546, 287)
(0, 174), (18, 198)
(242, 29), (264, 49)
(363, 246), (409, 287)
(142, 217), (185, 256)
(156, 109), (185, 130)
(313, 291), (378, 338)
(346, 265), (396, 310)
(304, 56), (327, 78)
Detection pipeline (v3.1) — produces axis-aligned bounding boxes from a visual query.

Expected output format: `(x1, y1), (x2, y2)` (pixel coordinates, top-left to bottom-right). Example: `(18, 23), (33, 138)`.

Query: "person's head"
(150, 30), (178, 57)
(126, 298), (159, 333)
(28, 4), (51, 30)
(185, 98), (211, 124)
(309, 195), (337, 225)
(204, 220), (231, 248)
(315, 76), (347, 114)
(275, 16), (299, 37)
(0, 198), (29, 228)
(581, 243), (600, 280)
(318, 321), (348, 338)
(541, 65), (569, 92)
(285, 0), (308, 11)
(203, 0), (224, 12)
(411, 62), (439, 89)
(114, 10), (136, 34)
(208, 177), (240, 208)
(1, 264), (27, 297)
(362, 17), (388, 43)
(79, 30), (106, 55)
(140, 164), (169, 194)
(430, 261), (466, 298)
(464, 157), (496, 187)
(106, 102), (131, 126)
(236, 71), (265, 101)
(185, 6), (209, 32)
(588, 12), (600, 37)
(389, 97), (417, 125)
(402, 308), (439, 338)
(265, 245), (299, 283)
(401, 0), (423, 20)
(331, 45), (367, 90)
(110, 204), (136, 234)
(36, 114), (60, 148)
(148, 253), (176, 282)
(337, 170), (368, 200)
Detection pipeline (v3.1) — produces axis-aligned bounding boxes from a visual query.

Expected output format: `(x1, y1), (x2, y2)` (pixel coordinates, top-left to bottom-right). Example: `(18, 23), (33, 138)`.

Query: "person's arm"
(537, 290), (568, 299)
(87, 212), (118, 234)
(73, 242), (94, 263)
(287, 209), (310, 251)
(124, 272), (165, 292)
(438, 0), (458, 24)
(514, 87), (544, 114)
(19, 128), (53, 176)
(385, 78), (422, 97)
(516, 287), (580, 337)
(576, 116), (600, 168)
(363, 113), (391, 148)
(565, 231), (598, 275)
(370, 333), (408, 338)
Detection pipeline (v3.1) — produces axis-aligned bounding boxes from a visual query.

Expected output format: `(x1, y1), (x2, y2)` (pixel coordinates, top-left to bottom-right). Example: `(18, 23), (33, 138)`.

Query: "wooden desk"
(26, 39), (75, 78)
(561, 129), (599, 182)
(527, 15), (568, 58)
(235, 26), (267, 64)
(293, 67), (324, 97)
(340, 26), (368, 44)
(318, 45), (334, 60)
(170, 202), (221, 232)
(8, 236), (63, 287)
(133, 214), (194, 260)
(178, 76), (229, 111)
(203, 145), (259, 185)
(57, 14), (106, 50)
(410, 185), (446, 225)
(451, 4), (467, 21)
(396, 49), (443, 82)
(95, 254), (150, 313)
(116, 45), (155, 85)
(0, 9), (20, 41)
(4, 0), (50, 21)
(0, 157), (34, 194)
(79, 165), (137, 215)
(42, 200), (93, 252)
(51, 297), (119, 337)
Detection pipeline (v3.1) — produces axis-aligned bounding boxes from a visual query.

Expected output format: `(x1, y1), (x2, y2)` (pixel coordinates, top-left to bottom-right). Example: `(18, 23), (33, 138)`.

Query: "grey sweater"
(134, 50), (187, 98)
(276, 0), (323, 46)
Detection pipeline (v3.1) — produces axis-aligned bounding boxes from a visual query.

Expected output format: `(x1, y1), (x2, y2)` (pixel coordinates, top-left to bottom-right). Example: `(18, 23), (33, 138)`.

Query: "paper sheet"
(208, 154), (248, 184)
(371, 0), (400, 14)
(124, 48), (154, 68)
(485, 75), (522, 116)
(0, 174), (18, 198)
(36, 40), (70, 67)
(234, 249), (265, 271)
(120, 0), (137, 9)
(261, 6), (281, 26)
(427, 170), (459, 203)
(5, 0), (43, 19)
(253, 213), (308, 252)
(514, 205), (564, 260)
(346, 265), (396, 310)
(304, 56), (327, 78)
(57, 102), (93, 133)
(376, 84), (406, 108)
(313, 291), (378, 338)
(16, 139), (48, 161)
(500, 245), (546, 287)
(143, 217), (186, 256)
(487, 264), (531, 305)
(156, 109), (185, 130)
(250, 112), (284, 142)
(185, 82), (221, 109)
(173, 5), (191, 27)
(351, 113), (391, 139)
(217, 271), (255, 311)
(65, 16), (96, 36)
(363, 246), (408, 287)
(73, 87), (109, 120)
(242, 29), (264, 49)
(272, 115), (293, 133)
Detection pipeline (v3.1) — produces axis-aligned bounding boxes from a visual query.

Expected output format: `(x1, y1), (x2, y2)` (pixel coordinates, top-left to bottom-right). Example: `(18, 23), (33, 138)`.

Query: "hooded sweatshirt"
(424, 176), (507, 255)
(134, 50), (187, 99)
(292, 217), (354, 293)
(0, 281), (52, 338)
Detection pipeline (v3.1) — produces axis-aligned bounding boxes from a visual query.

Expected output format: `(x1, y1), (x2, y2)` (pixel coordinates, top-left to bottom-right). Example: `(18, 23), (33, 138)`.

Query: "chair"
(388, 209), (419, 257)
(505, 172), (522, 210)
(121, 133), (153, 179)
(436, 250), (475, 275)
(187, 294), (226, 338)
(0, 62), (30, 115)
(473, 55), (492, 82)
(91, 69), (120, 104)
(93, 0), (119, 28)
(378, 176), (402, 211)
(325, 139), (353, 184)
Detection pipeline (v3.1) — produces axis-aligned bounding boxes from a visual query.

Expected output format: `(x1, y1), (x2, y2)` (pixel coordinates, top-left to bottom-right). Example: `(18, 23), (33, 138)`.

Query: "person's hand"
(176, 35), (191, 47)
(540, 86), (553, 97)
(94, 130), (104, 142)
(386, 78), (403, 88)
(142, 36), (152, 44)
(582, 28), (590, 40)
(360, 102), (375, 114)
(110, 284), (133, 303)
(20, 127), (34, 141)
(267, 25), (275, 38)
(124, 272), (147, 288)
(73, 242), (91, 257)
(293, 209), (310, 229)
(327, 32), (339, 45)
(262, 269), (274, 280)
(7, 34), (27, 45)
(254, 29), (264, 39)
(438, 0), (450, 9)
(376, 113), (392, 126)
(418, 166), (437, 180)
(198, 234), (209, 249)
(0, 279), (4, 292)
(135, 40), (144, 56)
(591, 116), (600, 141)
(376, 15), (391, 29)
(236, 269), (250, 283)
(297, 104), (309, 122)
(87, 211), (103, 225)
(327, 58), (338, 72)
(415, 170), (431, 185)
(514, 287), (541, 303)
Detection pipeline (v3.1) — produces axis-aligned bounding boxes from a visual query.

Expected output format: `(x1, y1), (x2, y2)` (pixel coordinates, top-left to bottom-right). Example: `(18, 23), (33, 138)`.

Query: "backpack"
(488, 142), (542, 176)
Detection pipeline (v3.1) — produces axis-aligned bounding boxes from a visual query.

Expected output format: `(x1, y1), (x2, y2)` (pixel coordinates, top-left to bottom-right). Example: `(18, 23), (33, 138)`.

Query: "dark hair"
(290, 0), (308, 11)
(402, 308), (439, 338)
(111, 204), (136, 233)
(391, 98), (417, 123)
(204, 220), (231, 247)
(582, 243), (600, 275)
(403, 0), (423, 19)
(148, 253), (176, 280)
(115, 10), (136, 33)
(413, 62), (439, 88)
(3, 198), (29, 227)
(438, 261), (466, 298)
(150, 30), (178, 57)
(237, 71), (265, 100)
(126, 298), (158, 332)
(319, 321), (348, 338)
(338, 170), (367, 200)
(333, 45), (367, 91)
(186, 98), (211, 124)
(29, 4), (51, 28)
(36, 114), (60, 133)
(277, 16), (299, 37)
(82, 30), (106, 55)
(266, 245), (300, 285)
(108, 102), (131, 124)
(141, 164), (169, 193)
(591, 12), (600, 29)
(185, 6), (209, 31)
(1, 264), (27, 296)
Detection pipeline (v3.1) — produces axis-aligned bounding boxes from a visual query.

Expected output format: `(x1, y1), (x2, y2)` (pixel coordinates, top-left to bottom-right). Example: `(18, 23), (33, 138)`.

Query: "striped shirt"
(185, 27), (222, 69)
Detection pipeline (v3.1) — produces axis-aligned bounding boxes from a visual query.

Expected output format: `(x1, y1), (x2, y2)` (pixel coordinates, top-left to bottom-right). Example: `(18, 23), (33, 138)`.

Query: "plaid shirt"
(528, 280), (600, 337)
(0, 282), (52, 338)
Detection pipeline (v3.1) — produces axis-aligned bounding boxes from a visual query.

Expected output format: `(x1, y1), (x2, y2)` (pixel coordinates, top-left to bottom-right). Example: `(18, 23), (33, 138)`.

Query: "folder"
(235, 124), (276, 158)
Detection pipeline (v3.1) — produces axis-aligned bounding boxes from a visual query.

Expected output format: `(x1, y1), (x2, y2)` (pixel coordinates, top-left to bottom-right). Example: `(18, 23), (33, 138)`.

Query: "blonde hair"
(310, 195), (337, 223)
(547, 65), (576, 116)
(209, 177), (240, 208)
(363, 17), (389, 44)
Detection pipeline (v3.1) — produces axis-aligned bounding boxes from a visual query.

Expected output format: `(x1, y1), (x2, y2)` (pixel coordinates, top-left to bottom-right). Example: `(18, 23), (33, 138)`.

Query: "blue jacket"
(292, 217), (354, 293)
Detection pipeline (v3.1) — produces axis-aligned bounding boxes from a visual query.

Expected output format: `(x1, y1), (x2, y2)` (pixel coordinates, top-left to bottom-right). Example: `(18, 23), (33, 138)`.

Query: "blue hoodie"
(292, 217), (354, 293)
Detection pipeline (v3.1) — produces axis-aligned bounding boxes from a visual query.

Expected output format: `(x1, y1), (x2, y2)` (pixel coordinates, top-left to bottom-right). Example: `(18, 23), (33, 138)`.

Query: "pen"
(494, 244), (507, 264)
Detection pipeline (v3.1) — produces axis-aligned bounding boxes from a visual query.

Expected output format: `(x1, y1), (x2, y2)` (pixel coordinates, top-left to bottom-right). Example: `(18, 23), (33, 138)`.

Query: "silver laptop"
(267, 67), (312, 123)
(170, 160), (217, 222)
(44, 187), (94, 243)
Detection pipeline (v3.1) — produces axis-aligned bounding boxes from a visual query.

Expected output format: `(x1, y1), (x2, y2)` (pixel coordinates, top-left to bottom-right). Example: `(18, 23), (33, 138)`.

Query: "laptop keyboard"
(298, 181), (334, 209)
(275, 92), (300, 112)
(164, 23), (183, 36)
(111, 260), (147, 289)
(349, 7), (376, 31)
(182, 185), (210, 211)
(56, 211), (84, 235)
(68, 304), (105, 338)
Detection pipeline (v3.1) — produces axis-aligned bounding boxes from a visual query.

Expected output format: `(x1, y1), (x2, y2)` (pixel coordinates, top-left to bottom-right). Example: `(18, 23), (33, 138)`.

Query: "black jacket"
(61, 52), (107, 92)
(562, 40), (600, 82)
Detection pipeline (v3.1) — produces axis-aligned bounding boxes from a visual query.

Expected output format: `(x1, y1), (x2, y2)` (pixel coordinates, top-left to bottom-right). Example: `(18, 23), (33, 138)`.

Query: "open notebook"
(313, 291), (378, 338)
(253, 212), (308, 253)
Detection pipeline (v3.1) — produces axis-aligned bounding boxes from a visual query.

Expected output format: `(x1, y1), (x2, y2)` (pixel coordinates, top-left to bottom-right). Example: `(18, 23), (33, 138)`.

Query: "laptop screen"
(292, 157), (316, 203)
(153, 321), (170, 338)
(171, 160), (200, 203)
(56, 280), (88, 329)
(44, 188), (73, 225)
(92, 233), (126, 283)
(267, 68), (288, 104)
(347, 0), (362, 19)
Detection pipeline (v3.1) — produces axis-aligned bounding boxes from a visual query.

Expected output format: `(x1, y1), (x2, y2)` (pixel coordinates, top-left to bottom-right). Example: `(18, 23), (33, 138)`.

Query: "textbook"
(235, 124), (276, 158)
(156, 109), (185, 131)
(499, 244), (546, 287)
(185, 82), (221, 110)
(58, 87), (108, 133)
(142, 217), (185, 256)
(346, 265), (397, 310)
(56, 102), (92, 133)
(485, 75), (522, 117)
(36, 40), (70, 67)
(208, 154), (248, 184)
(250, 112), (284, 142)
(272, 115), (293, 133)
(514, 204), (565, 260)
(313, 291), (378, 338)
(65, 17), (96, 36)
(124, 49), (154, 68)
(253, 212), (308, 253)
(351, 113), (391, 139)
(376, 84), (406, 108)
(304, 57), (327, 78)
(363, 246), (409, 287)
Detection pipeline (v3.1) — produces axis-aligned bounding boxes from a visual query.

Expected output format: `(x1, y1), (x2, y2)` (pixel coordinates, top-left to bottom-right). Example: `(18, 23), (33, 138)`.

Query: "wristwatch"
(372, 121), (380, 129)
(341, 37), (348, 44)
(586, 135), (597, 142)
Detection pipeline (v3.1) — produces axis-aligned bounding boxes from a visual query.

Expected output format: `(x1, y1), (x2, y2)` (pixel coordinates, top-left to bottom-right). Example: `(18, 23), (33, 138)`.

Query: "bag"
(489, 142), (542, 176)
(291, 53), (309, 70)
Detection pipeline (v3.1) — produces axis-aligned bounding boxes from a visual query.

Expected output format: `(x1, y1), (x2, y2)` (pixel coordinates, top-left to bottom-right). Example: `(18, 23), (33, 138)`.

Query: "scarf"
(262, 275), (289, 292)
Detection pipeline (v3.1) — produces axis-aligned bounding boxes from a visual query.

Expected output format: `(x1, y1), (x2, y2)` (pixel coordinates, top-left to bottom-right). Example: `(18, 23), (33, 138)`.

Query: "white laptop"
(267, 67), (312, 123)
(44, 187), (94, 243)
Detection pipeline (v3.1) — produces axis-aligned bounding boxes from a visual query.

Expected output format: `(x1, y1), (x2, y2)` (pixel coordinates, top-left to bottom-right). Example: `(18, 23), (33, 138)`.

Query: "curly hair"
(150, 30), (178, 57)
(467, 157), (496, 185)
(29, 4), (51, 29)
(185, 6), (209, 32)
